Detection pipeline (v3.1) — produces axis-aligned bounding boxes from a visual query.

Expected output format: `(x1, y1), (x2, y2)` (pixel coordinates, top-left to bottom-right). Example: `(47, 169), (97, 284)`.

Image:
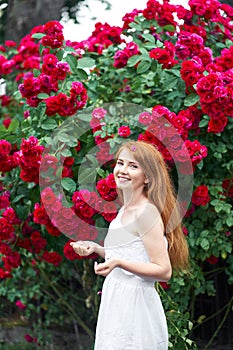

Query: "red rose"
(206, 255), (219, 265)
(0, 192), (11, 210)
(105, 174), (116, 189)
(138, 112), (152, 125)
(42, 251), (62, 266)
(0, 217), (15, 241)
(113, 50), (130, 68)
(101, 202), (117, 222)
(118, 125), (131, 138)
(192, 185), (210, 206)
(45, 222), (61, 237)
(222, 179), (233, 197)
(159, 282), (170, 290)
(64, 240), (81, 260)
(15, 300), (26, 310)
(96, 179), (111, 197)
(33, 203), (50, 225)
(30, 231), (47, 253)
(207, 116), (228, 133)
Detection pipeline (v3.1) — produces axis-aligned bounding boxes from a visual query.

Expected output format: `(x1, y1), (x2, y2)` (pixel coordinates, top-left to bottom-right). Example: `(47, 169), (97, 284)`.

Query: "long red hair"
(116, 140), (189, 271)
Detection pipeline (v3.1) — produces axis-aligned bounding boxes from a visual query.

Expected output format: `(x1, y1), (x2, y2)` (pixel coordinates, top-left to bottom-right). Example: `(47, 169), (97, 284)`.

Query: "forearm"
(94, 244), (105, 259)
(117, 259), (172, 282)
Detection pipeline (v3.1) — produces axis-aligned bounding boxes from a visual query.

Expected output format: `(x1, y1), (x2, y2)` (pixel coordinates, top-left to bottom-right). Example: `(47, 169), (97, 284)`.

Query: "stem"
(203, 295), (233, 350)
(193, 300), (229, 330)
(203, 267), (225, 277)
(39, 267), (94, 340)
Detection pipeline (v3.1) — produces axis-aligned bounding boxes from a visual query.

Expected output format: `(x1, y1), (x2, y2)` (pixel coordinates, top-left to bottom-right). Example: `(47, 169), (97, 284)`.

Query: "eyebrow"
(117, 158), (139, 165)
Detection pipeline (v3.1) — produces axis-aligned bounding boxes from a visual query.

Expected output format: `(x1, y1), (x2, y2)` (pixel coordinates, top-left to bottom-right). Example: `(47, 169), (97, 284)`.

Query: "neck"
(122, 188), (147, 209)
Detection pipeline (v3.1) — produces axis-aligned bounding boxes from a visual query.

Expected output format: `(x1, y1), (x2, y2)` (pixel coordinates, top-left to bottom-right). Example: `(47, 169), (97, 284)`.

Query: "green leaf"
(66, 54), (77, 73)
(77, 112), (91, 122)
(11, 194), (25, 204)
(76, 68), (88, 80)
(184, 93), (200, 107)
(199, 119), (209, 128)
(78, 167), (97, 185)
(15, 205), (29, 220)
(162, 24), (175, 32)
(200, 238), (210, 251)
(156, 40), (164, 48)
(61, 177), (76, 192)
(137, 60), (151, 74)
(7, 118), (19, 132)
(37, 93), (50, 99)
(56, 133), (70, 143)
(41, 119), (58, 130)
(77, 57), (95, 69)
(141, 33), (155, 43)
(144, 43), (157, 50)
(64, 46), (76, 53)
(56, 49), (65, 61)
(226, 216), (233, 227)
(31, 33), (46, 39)
(213, 152), (222, 159)
(61, 149), (72, 157)
(139, 47), (150, 58)
(127, 55), (142, 67)
(4, 135), (19, 143)
(163, 77), (179, 90)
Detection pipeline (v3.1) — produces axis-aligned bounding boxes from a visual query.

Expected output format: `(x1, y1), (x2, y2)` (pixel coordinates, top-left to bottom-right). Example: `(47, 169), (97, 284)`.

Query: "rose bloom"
(64, 240), (82, 260)
(0, 192), (11, 210)
(45, 222), (61, 237)
(101, 202), (117, 222)
(138, 111), (152, 125)
(207, 116), (228, 134)
(206, 255), (219, 265)
(118, 125), (131, 138)
(0, 217), (15, 241)
(96, 178), (111, 197)
(0, 242), (12, 255)
(106, 173), (116, 189)
(42, 251), (63, 266)
(222, 178), (233, 197)
(113, 50), (130, 68)
(15, 300), (26, 310)
(192, 185), (210, 206)
(17, 238), (31, 251)
(159, 282), (170, 289)
(30, 231), (47, 253)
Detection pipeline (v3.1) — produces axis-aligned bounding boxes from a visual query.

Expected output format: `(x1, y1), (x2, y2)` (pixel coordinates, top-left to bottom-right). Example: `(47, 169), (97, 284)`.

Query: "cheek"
(113, 166), (118, 178)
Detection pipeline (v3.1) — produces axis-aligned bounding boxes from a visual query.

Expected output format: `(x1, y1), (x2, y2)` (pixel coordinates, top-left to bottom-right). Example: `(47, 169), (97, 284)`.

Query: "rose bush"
(0, 0), (233, 349)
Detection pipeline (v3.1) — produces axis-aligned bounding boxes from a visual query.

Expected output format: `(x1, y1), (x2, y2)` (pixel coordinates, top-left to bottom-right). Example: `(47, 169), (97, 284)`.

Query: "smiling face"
(113, 148), (148, 193)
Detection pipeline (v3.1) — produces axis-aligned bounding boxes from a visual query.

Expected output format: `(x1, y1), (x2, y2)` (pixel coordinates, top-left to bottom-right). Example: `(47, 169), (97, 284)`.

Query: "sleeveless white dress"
(94, 209), (168, 350)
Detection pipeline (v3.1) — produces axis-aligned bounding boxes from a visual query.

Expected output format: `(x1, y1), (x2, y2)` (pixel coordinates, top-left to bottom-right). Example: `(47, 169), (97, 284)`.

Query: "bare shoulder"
(135, 202), (164, 236)
(135, 201), (161, 221)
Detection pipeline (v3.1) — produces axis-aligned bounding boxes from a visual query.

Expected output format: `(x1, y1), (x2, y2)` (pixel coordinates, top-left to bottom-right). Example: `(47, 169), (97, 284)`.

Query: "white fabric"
(94, 210), (169, 350)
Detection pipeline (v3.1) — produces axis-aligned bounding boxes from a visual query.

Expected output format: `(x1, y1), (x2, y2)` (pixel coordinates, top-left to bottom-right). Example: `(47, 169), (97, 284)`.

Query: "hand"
(94, 258), (119, 277)
(70, 241), (96, 256)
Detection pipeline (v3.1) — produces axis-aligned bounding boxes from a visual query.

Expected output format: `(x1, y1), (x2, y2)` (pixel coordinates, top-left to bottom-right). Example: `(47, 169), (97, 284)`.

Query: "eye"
(116, 160), (123, 166)
(130, 164), (138, 169)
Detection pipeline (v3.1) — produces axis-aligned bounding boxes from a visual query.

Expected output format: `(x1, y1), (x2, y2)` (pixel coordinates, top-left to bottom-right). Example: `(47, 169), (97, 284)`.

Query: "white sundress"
(94, 209), (169, 350)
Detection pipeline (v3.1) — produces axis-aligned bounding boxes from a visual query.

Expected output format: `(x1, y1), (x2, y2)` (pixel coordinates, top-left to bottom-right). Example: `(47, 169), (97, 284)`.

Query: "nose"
(119, 164), (128, 173)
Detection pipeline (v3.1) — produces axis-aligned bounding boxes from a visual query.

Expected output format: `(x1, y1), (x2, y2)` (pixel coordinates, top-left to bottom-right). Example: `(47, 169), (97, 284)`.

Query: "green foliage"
(0, 0), (233, 348)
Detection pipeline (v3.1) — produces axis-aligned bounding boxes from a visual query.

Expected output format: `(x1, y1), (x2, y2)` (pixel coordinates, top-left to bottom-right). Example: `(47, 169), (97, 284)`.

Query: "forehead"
(117, 148), (138, 163)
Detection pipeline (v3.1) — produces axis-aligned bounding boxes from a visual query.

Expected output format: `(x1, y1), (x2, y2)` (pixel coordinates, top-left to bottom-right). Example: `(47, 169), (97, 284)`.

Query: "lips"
(118, 176), (131, 182)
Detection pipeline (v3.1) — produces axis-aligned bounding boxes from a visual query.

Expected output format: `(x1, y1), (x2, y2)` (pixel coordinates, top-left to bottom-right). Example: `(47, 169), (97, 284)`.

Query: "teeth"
(118, 177), (130, 181)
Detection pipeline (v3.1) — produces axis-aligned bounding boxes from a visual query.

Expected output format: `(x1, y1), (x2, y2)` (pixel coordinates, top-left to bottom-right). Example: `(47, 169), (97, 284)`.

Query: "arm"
(70, 241), (105, 259)
(95, 204), (172, 281)
(95, 238), (171, 282)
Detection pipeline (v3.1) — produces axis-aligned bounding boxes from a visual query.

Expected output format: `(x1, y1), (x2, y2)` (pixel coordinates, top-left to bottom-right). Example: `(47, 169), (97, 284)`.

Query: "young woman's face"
(114, 148), (147, 192)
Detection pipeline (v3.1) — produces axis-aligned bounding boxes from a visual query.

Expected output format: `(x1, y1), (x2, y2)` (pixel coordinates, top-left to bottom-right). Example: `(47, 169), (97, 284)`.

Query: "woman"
(71, 140), (189, 350)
